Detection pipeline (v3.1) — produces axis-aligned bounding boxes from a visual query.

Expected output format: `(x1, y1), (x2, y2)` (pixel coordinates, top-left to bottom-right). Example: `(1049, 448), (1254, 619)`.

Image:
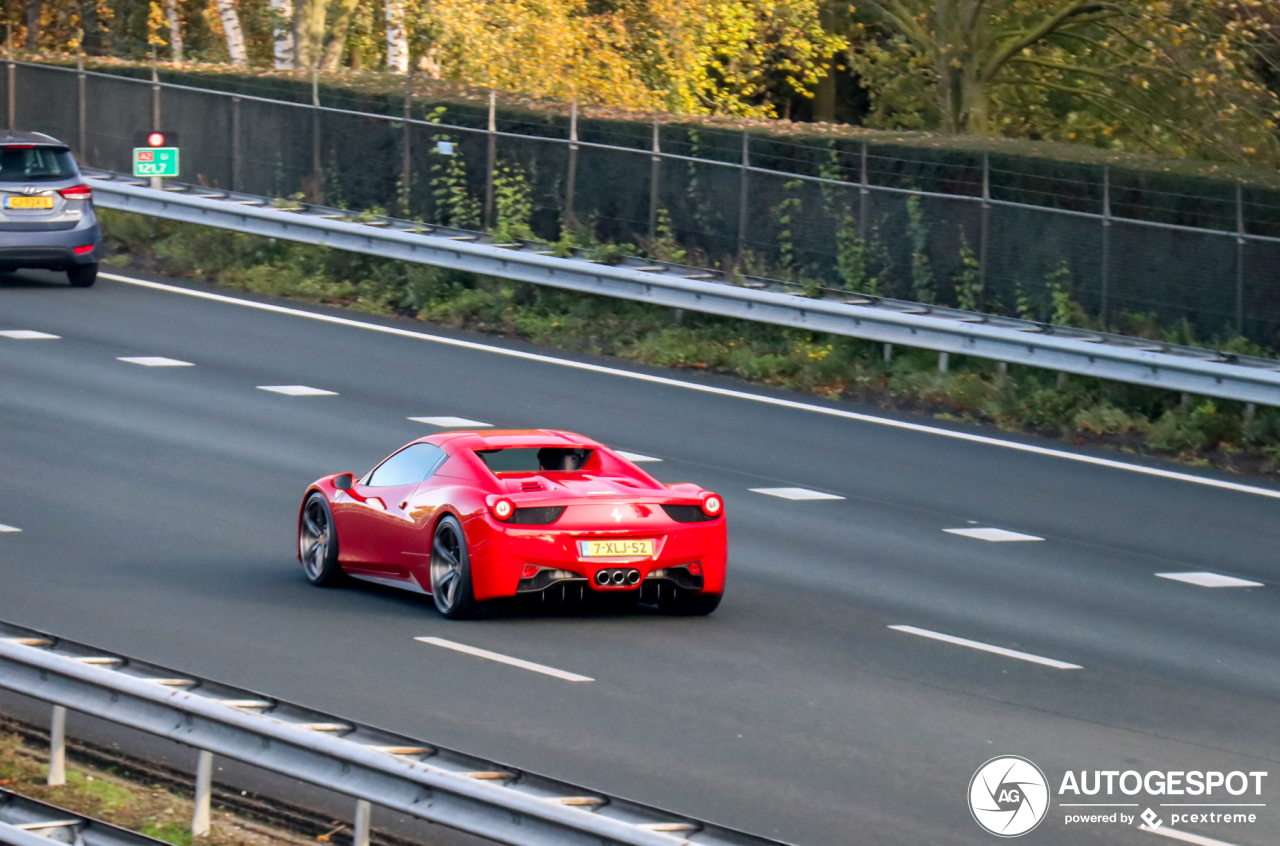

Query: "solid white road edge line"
(0, 525), (21, 533)
(102, 273), (1280, 501)
(1140, 826), (1243, 846)
(414, 636), (594, 682)
(887, 625), (1082, 669)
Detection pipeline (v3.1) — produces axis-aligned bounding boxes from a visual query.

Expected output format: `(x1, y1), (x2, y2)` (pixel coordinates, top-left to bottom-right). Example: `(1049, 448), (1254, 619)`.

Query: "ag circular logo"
(968, 756), (1050, 837)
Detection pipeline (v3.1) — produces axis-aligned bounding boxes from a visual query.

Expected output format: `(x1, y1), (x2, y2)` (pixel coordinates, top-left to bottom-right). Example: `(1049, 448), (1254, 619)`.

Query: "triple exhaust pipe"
(595, 568), (642, 587)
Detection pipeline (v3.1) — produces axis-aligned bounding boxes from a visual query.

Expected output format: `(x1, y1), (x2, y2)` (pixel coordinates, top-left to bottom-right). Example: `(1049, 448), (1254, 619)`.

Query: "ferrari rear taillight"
(490, 497), (515, 521)
(521, 564), (539, 579)
(687, 561), (703, 576)
(58, 184), (92, 200)
(700, 494), (722, 517)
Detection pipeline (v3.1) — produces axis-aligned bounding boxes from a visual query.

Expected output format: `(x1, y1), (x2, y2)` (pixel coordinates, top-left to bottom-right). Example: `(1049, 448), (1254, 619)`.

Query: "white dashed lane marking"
(888, 625), (1082, 669)
(409, 416), (491, 427)
(0, 524), (21, 533)
(615, 451), (661, 463)
(1142, 826), (1244, 846)
(257, 385), (337, 396)
(117, 356), (194, 367)
(415, 637), (593, 682)
(944, 527), (1044, 542)
(0, 330), (59, 339)
(1155, 572), (1263, 588)
(750, 487), (845, 501)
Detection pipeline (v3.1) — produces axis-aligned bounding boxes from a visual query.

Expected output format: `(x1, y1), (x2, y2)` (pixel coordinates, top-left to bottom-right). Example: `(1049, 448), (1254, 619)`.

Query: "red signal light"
(521, 565), (539, 579)
(489, 497), (515, 521)
(147, 132), (166, 147)
(72, 245), (94, 255)
(59, 184), (92, 200)
(687, 561), (703, 576)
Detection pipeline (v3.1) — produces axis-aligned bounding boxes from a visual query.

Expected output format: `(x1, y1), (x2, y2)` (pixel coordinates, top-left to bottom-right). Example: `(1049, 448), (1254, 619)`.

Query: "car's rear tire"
(66, 263), (97, 288)
(299, 493), (344, 586)
(430, 515), (488, 619)
(658, 590), (722, 616)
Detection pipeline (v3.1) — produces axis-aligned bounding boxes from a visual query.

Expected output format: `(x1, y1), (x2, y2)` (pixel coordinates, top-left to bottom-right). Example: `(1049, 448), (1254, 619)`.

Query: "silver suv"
(0, 131), (100, 287)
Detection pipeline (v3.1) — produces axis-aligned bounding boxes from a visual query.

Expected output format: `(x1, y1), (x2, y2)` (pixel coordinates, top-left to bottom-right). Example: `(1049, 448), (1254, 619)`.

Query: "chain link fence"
(12, 59), (1280, 348)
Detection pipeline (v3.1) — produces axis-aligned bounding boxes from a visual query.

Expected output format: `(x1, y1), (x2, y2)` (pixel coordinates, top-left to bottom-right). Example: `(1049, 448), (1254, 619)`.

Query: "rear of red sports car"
(455, 432), (726, 614)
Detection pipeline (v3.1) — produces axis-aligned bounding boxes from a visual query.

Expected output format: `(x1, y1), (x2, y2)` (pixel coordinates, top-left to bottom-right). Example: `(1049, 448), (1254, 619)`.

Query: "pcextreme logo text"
(969, 756), (1269, 838)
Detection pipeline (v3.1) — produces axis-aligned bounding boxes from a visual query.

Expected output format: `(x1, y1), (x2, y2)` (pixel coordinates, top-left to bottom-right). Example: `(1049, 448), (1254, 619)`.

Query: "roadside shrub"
(1072, 403), (1146, 435)
(1020, 386), (1091, 431)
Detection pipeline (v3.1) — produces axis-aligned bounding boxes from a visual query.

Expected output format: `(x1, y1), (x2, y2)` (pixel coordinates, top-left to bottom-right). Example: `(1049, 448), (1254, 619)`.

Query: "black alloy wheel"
(430, 515), (487, 619)
(299, 493), (343, 586)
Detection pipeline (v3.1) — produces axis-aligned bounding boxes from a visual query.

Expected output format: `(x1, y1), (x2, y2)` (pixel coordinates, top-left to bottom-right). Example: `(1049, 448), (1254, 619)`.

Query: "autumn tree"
(850, 1), (1280, 162)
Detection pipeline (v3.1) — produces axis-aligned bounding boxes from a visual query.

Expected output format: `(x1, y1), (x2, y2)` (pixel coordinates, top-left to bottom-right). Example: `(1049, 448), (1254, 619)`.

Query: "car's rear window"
(475, 447), (594, 473)
(0, 146), (77, 182)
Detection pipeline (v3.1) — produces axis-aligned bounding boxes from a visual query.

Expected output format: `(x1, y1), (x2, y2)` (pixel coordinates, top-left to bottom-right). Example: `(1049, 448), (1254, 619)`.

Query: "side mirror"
(334, 473), (354, 491)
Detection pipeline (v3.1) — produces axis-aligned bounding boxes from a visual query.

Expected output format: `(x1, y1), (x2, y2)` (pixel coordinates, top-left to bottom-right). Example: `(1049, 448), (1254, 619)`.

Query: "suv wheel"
(67, 263), (97, 288)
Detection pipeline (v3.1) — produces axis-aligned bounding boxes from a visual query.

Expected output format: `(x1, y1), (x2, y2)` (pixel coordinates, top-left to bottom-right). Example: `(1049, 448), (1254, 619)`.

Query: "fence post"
(979, 151), (990, 301)
(77, 53), (86, 163)
(648, 114), (660, 242)
(47, 705), (66, 786)
(310, 67), (321, 198)
(401, 70), (411, 216)
(192, 750), (213, 836)
(484, 88), (496, 227)
(1236, 183), (1245, 335)
(737, 129), (749, 258)
(565, 97), (578, 229)
(858, 140), (868, 240)
(353, 800), (372, 846)
(6, 25), (13, 133)
(1099, 165), (1111, 328)
(231, 96), (241, 191)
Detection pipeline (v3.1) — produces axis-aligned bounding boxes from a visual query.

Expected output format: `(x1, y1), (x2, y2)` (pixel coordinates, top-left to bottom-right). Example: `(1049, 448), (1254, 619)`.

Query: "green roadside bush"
(97, 209), (1280, 475)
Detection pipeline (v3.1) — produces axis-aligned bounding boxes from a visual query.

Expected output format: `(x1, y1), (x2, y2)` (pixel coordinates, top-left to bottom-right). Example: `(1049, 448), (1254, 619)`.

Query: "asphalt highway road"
(2, 269), (1278, 846)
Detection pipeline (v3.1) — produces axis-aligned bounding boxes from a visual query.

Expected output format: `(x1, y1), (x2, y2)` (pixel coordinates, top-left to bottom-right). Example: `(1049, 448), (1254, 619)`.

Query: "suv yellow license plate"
(580, 539), (655, 558)
(5, 196), (53, 209)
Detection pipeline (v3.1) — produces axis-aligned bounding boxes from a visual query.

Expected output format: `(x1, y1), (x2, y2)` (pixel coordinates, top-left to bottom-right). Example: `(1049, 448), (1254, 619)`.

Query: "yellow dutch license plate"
(5, 196), (53, 209)
(580, 539), (655, 558)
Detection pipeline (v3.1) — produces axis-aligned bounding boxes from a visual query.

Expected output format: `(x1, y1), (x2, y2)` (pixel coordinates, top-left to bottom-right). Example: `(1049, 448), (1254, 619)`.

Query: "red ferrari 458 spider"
(297, 430), (726, 618)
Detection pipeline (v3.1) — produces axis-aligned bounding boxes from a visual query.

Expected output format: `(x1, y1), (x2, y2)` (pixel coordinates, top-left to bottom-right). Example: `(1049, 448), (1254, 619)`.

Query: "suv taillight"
(58, 184), (92, 201)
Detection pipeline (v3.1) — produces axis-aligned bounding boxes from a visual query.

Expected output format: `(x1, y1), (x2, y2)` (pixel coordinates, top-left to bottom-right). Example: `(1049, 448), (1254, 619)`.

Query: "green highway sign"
(133, 146), (179, 178)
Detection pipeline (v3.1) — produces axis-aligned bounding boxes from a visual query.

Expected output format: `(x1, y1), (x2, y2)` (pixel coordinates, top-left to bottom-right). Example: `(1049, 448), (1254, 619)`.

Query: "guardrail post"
(737, 130), (749, 258)
(565, 97), (578, 228)
(937, 352), (949, 373)
(1236, 183), (1245, 334)
(47, 706), (66, 786)
(231, 95), (241, 192)
(883, 342), (892, 363)
(192, 750), (213, 836)
(648, 114), (659, 242)
(484, 89), (496, 228)
(1245, 402), (1257, 421)
(353, 800), (371, 846)
(1099, 165), (1111, 329)
(77, 54), (86, 163)
(996, 361), (1008, 385)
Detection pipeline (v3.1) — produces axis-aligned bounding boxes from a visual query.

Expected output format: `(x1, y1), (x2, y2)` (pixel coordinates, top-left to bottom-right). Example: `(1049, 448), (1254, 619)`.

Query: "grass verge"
(99, 209), (1280, 479)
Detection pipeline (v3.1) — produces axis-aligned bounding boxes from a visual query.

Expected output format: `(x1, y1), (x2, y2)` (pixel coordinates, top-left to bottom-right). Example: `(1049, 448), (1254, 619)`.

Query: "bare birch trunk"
(24, 0), (40, 49)
(270, 0), (294, 69)
(386, 0), (408, 74)
(215, 0), (248, 66)
(296, 0), (326, 69)
(164, 0), (183, 62)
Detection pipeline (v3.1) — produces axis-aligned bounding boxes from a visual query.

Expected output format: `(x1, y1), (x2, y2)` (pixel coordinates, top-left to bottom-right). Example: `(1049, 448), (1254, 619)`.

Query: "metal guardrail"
(0, 621), (786, 846)
(86, 171), (1280, 406)
(0, 787), (171, 846)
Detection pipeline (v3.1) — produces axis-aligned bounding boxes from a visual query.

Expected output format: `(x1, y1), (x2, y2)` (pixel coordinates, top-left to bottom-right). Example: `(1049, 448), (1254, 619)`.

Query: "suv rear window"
(0, 146), (77, 182)
(475, 447), (594, 473)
